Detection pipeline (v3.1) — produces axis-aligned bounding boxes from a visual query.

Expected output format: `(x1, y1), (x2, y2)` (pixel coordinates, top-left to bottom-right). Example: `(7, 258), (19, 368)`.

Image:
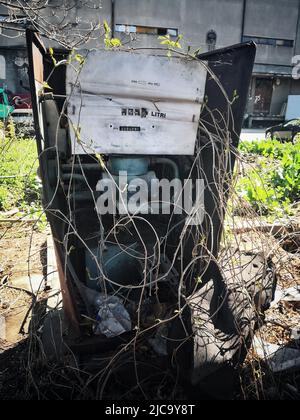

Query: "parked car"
(265, 119), (300, 142)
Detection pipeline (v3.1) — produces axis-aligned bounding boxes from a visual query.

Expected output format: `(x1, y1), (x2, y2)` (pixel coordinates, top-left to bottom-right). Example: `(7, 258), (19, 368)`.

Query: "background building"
(0, 0), (300, 127)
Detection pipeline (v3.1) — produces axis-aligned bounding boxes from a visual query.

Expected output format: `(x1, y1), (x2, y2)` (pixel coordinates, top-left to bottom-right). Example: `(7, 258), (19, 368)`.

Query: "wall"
(244, 0), (299, 69)
(0, 0), (112, 94)
(6, 51), (28, 94)
(0, 0), (299, 63)
(244, 0), (299, 40)
(0, 1), (112, 49)
(114, 0), (244, 51)
(0, 3), (27, 48)
(40, 0), (112, 49)
(0, 49), (29, 94)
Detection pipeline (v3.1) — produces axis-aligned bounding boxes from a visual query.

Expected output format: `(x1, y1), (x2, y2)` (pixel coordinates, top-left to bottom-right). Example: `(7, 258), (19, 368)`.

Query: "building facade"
(0, 0), (300, 126)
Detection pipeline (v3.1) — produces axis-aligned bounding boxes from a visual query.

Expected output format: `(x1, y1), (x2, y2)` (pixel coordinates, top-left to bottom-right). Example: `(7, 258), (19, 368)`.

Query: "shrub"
(237, 139), (300, 216)
(0, 120), (40, 212)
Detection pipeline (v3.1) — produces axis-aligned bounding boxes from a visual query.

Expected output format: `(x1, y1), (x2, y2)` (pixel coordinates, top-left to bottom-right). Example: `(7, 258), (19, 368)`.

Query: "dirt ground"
(0, 221), (47, 349)
(235, 228), (300, 399)
(0, 218), (299, 399)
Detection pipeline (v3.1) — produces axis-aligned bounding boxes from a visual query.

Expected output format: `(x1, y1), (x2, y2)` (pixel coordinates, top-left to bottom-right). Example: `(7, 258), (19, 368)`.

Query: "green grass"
(237, 139), (300, 217)
(0, 121), (42, 218)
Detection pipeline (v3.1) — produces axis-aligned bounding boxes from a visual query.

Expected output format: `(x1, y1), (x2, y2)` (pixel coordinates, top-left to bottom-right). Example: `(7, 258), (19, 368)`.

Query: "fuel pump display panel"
(66, 50), (206, 155)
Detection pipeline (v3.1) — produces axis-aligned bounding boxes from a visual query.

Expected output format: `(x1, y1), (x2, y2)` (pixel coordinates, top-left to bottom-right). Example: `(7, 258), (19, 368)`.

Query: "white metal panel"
(66, 50), (207, 155)
(286, 95), (300, 120)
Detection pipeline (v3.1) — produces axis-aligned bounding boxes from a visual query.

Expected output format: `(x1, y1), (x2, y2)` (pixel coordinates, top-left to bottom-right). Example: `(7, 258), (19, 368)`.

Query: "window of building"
(275, 39), (294, 47)
(115, 25), (178, 37)
(243, 36), (294, 48)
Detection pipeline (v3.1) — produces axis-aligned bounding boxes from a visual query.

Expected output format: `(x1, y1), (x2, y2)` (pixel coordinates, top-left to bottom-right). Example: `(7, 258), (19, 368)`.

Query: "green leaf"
(105, 37), (122, 49)
(95, 153), (106, 169)
(104, 20), (111, 35)
(160, 40), (171, 45)
(73, 125), (81, 144)
(42, 82), (52, 90)
(49, 47), (57, 67)
(110, 38), (122, 47)
(158, 35), (170, 41)
(159, 34), (183, 51)
(38, 81), (52, 95)
(75, 53), (85, 65)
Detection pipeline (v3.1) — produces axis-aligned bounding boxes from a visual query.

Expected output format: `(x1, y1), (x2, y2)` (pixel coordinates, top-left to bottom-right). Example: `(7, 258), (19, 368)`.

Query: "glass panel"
(167, 29), (178, 37)
(115, 25), (177, 37)
(242, 36), (293, 48)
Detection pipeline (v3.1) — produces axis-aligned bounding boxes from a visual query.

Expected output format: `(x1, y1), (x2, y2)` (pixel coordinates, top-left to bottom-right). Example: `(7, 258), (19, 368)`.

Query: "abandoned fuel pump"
(26, 30), (275, 398)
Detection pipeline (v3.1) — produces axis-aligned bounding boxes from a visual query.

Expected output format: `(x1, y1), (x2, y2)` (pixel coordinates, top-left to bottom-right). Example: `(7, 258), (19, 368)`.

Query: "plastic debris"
(94, 295), (132, 338)
(281, 286), (300, 303)
(291, 327), (300, 340)
(253, 336), (300, 373)
(271, 285), (300, 308)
